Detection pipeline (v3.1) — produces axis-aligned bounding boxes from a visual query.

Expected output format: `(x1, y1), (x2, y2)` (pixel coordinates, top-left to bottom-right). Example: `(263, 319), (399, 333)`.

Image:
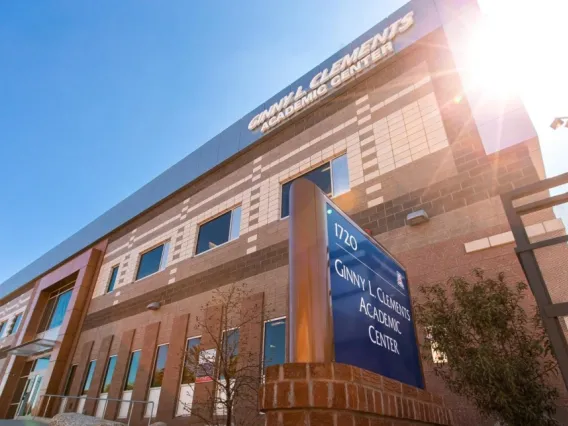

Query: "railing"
(34, 394), (155, 426)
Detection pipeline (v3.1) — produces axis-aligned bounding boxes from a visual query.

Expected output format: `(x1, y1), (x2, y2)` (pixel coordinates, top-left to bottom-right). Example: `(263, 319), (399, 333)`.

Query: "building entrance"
(14, 357), (49, 418)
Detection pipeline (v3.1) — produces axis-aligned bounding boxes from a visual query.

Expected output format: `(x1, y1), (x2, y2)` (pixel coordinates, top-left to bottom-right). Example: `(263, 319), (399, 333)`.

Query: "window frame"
(80, 360), (97, 396)
(0, 321), (6, 337)
(9, 313), (23, 335)
(63, 364), (77, 396)
(279, 154), (349, 220)
(135, 241), (170, 282)
(123, 349), (142, 391)
(180, 336), (202, 386)
(101, 355), (118, 394)
(262, 316), (287, 375)
(194, 205), (242, 256)
(149, 344), (169, 389)
(106, 265), (120, 293)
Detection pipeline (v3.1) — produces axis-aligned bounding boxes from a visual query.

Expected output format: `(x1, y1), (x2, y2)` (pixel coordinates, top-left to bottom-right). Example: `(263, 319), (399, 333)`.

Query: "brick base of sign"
(260, 363), (453, 426)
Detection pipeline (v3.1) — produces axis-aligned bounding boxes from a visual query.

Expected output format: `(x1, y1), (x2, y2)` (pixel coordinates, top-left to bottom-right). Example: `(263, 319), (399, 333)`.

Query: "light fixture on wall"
(407, 210), (429, 226)
(146, 302), (161, 311)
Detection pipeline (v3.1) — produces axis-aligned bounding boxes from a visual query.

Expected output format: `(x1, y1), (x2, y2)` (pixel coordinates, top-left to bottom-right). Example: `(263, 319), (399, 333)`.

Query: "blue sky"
(1, 0), (567, 285)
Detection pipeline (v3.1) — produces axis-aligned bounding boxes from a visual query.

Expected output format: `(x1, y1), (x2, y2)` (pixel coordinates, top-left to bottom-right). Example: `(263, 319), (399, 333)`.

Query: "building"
(0, 0), (566, 424)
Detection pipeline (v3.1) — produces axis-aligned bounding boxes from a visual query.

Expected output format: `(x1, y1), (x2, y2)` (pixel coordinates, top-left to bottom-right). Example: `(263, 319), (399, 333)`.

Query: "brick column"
(0, 357), (27, 418)
(130, 321), (160, 424)
(65, 340), (94, 412)
(260, 363), (453, 426)
(84, 335), (114, 415)
(192, 304), (223, 422)
(235, 292), (264, 425)
(155, 313), (189, 422)
(104, 329), (135, 420)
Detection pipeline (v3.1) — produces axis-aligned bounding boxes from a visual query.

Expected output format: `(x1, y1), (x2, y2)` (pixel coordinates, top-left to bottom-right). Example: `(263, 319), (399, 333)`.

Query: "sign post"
(288, 178), (424, 388)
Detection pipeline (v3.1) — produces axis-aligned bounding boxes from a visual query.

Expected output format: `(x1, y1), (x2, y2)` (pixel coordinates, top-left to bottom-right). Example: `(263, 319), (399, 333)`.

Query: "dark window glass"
(181, 337), (201, 385)
(63, 365), (77, 396)
(81, 360), (97, 395)
(101, 355), (117, 393)
(281, 163), (332, 218)
(136, 244), (167, 281)
(196, 207), (242, 255)
(107, 266), (119, 293)
(9, 314), (22, 335)
(124, 351), (141, 391)
(220, 329), (239, 380)
(37, 297), (57, 334)
(263, 319), (286, 372)
(48, 289), (72, 330)
(0, 321), (6, 337)
(33, 357), (50, 372)
(150, 345), (169, 388)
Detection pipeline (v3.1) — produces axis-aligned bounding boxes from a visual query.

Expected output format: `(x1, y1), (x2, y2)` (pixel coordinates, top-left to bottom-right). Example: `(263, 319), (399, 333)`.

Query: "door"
(16, 375), (43, 417)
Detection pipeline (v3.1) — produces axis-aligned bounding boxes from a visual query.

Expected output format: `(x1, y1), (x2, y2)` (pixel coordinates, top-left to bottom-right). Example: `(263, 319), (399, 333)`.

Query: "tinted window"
(63, 365), (77, 396)
(220, 329), (239, 380)
(37, 297), (57, 333)
(81, 360), (97, 395)
(10, 314), (22, 335)
(0, 322), (6, 337)
(136, 244), (167, 281)
(107, 266), (119, 293)
(181, 337), (201, 385)
(33, 357), (50, 372)
(124, 351), (141, 391)
(48, 289), (72, 330)
(150, 345), (169, 388)
(101, 356), (117, 393)
(196, 207), (241, 255)
(263, 319), (286, 372)
(281, 155), (350, 218)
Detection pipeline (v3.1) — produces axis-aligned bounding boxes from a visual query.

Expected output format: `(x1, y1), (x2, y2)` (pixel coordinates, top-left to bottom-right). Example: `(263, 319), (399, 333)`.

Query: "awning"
(5, 338), (57, 357)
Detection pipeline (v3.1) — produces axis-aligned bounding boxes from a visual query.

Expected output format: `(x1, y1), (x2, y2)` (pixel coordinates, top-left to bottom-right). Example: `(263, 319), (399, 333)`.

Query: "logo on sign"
(396, 271), (404, 289)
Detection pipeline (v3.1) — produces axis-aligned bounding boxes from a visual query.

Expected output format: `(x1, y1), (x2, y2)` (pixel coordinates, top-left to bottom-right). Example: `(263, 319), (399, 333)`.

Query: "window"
(281, 154), (350, 218)
(101, 356), (117, 394)
(263, 318), (286, 373)
(220, 329), (239, 380)
(32, 357), (50, 372)
(181, 337), (201, 385)
(196, 206), (242, 255)
(81, 360), (97, 395)
(124, 351), (141, 391)
(9, 313), (23, 335)
(0, 321), (6, 337)
(150, 345), (169, 388)
(106, 266), (119, 293)
(136, 243), (170, 281)
(63, 365), (77, 396)
(37, 283), (74, 333)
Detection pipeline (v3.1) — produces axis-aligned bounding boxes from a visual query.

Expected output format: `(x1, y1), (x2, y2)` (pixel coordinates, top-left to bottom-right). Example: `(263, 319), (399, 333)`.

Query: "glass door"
(16, 375), (43, 417)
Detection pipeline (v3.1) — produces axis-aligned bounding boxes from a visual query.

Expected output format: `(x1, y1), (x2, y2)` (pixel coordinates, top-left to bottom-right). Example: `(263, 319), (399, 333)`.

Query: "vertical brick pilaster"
(0, 356), (26, 418)
(192, 304), (223, 422)
(104, 329), (135, 420)
(155, 313), (189, 422)
(235, 292), (264, 424)
(84, 335), (114, 415)
(130, 321), (160, 424)
(66, 340), (94, 412)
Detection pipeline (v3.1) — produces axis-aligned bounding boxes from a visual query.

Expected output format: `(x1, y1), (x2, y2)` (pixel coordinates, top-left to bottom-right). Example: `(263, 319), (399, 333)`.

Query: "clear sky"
(0, 0), (567, 285)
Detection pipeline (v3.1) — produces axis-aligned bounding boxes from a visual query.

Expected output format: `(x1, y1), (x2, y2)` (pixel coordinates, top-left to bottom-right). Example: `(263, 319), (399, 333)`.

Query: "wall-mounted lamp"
(146, 302), (161, 311)
(407, 210), (429, 226)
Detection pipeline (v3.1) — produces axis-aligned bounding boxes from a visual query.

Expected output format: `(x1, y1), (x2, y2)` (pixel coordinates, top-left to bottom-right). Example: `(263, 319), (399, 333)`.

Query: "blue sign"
(326, 204), (423, 388)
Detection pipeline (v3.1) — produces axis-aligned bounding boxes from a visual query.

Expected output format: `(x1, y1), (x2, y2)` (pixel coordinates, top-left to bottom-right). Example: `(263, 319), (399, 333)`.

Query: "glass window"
(263, 319), (286, 373)
(47, 289), (72, 330)
(196, 207), (242, 255)
(101, 355), (117, 394)
(106, 266), (119, 293)
(220, 329), (239, 380)
(63, 365), (77, 396)
(280, 155), (349, 218)
(181, 337), (201, 385)
(32, 357), (50, 372)
(150, 345), (169, 388)
(81, 360), (97, 395)
(124, 351), (141, 391)
(136, 243), (169, 281)
(0, 321), (6, 337)
(37, 297), (57, 333)
(9, 313), (23, 335)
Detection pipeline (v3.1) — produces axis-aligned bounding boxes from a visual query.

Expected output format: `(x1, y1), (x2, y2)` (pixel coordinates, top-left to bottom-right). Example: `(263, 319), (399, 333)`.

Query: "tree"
(414, 269), (560, 426)
(179, 283), (265, 426)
